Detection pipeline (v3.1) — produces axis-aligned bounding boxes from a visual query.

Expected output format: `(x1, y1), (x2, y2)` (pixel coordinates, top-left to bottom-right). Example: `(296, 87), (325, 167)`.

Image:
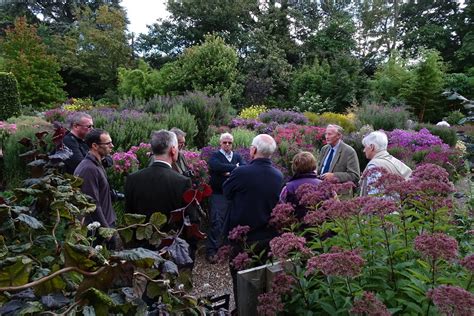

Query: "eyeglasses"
(77, 124), (94, 129)
(97, 141), (113, 146)
(222, 141), (233, 145)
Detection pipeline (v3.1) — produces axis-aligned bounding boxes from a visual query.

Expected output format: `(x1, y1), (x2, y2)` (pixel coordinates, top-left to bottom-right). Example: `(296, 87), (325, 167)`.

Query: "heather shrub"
(259, 109), (308, 125)
(43, 108), (69, 123)
(0, 72), (21, 120)
(305, 111), (356, 132)
(165, 104), (198, 148)
(356, 103), (412, 131)
(239, 105), (268, 119)
(416, 123), (458, 147)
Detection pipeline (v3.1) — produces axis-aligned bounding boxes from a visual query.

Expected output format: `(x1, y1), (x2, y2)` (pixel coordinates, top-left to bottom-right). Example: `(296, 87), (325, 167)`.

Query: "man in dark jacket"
(206, 132), (246, 262)
(223, 134), (283, 307)
(74, 129), (117, 247)
(63, 112), (93, 174)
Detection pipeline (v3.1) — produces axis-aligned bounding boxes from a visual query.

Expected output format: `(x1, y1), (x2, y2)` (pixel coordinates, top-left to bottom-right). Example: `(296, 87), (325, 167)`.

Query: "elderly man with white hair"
(360, 131), (412, 196)
(206, 132), (246, 263)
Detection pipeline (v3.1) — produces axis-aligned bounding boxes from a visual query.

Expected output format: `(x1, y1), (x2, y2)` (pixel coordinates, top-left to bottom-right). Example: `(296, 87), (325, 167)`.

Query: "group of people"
(63, 112), (413, 308)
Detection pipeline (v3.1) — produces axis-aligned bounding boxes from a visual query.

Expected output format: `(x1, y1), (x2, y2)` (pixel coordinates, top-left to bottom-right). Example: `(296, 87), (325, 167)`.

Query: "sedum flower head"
(351, 291), (391, 316)
(228, 225), (251, 242)
(270, 232), (309, 260)
(414, 233), (458, 262)
(427, 285), (474, 316)
(305, 250), (365, 278)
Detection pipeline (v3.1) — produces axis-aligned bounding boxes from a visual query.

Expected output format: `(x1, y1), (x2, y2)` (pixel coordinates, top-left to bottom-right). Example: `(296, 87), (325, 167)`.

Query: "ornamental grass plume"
(305, 250), (365, 277)
(228, 225), (251, 242)
(460, 254), (474, 273)
(231, 252), (251, 270)
(257, 292), (284, 316)
(269, 203), (296, 231)
(414, 233), (458, 262)
(269, 232), (310, 259)
(427, 285), (474, 316)
(350, 291), (391, 316)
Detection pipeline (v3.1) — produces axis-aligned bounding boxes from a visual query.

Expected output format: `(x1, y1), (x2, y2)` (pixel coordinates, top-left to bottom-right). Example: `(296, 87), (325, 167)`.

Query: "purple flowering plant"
(256, 162), (472, 315)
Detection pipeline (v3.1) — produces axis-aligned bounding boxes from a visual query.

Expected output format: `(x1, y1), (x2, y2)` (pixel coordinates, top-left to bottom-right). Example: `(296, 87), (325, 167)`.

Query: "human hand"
(320, 172), (336, 181)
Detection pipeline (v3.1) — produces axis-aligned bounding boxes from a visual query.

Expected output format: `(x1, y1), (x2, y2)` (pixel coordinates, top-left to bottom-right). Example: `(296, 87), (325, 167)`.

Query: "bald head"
(251, 134), (277, 159)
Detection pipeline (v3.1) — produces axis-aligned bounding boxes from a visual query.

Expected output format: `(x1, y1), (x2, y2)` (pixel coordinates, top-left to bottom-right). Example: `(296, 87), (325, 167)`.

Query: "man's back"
(223, 158), (283, 242)
(125, 161), (191, 220)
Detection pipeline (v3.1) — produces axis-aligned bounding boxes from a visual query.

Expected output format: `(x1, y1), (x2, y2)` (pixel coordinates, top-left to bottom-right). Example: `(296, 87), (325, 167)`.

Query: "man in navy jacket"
(206, 132), (246, 262)
(223, 134), (283, 308)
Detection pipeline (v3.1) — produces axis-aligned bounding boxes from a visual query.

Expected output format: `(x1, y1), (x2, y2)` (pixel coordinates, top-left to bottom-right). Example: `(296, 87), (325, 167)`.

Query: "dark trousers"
(206, 194), (229, 256)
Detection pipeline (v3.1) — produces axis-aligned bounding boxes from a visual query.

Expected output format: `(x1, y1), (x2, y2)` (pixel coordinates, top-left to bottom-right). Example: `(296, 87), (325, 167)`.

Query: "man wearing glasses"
(170, 127), (192, 177)
(74, 129), (117, 247)
(63, 112), (94, 174)
(206, 132), (246, 263)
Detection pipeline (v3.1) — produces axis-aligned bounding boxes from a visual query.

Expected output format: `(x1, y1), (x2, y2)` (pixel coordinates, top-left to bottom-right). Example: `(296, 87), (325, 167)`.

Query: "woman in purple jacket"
(280, 151), (322, 218)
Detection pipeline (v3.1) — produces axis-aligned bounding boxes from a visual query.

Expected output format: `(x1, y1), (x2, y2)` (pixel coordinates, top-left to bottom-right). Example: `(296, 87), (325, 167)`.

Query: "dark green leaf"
(124, 214), (146, 225)
(16, 213), (44, 229)
(98, 227), (117, 239)
(111, 248), (163, 268)
(0, 256), (32, 287)
(150, 212), (167, 229)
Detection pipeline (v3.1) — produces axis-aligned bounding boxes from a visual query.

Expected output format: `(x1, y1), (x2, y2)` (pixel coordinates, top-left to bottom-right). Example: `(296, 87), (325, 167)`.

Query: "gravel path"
(191, 242), (235, 311)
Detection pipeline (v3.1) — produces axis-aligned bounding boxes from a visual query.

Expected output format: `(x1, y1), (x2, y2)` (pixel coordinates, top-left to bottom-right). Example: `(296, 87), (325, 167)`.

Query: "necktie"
(322, 148), (334, 174)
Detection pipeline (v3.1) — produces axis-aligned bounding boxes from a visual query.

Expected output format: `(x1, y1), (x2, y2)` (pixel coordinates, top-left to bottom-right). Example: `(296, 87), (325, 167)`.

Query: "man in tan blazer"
(317, 124), (360, 184)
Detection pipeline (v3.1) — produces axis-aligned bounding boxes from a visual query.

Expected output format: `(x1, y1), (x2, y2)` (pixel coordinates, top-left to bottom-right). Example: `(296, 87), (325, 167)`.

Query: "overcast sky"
(121, 0), (170, 35)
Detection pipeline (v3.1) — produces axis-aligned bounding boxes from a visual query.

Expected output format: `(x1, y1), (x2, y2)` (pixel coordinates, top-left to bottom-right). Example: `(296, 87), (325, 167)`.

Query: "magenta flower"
(269, 203), (296, 231)
(351, 291), (391, 316)
(215, 245), (232, 264)
(296, 182), (335, 207)
(427, 285), (474, 316)
(414, 233), (458, 262)
(322, 198), (361, 220)
(303, 210), (327, 226)
(231, 252), (251, 270)
(360, 196), (398, 218)
(460, 254), (474, 273)
(270, 233), (309, 259)
(257, 292), (284, 316)
(270, 272), (295, 295)
(228, 225), (251, 241)
(305, 250), (365, 277)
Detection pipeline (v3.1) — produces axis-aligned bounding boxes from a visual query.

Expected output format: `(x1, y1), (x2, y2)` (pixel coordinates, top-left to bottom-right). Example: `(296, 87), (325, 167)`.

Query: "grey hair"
(170, 127), (186, 138)
(220, 132), (233, 141)
(362, 131), (388, 152)
(251, 134), (277, 158)
(67, 112), (92, 129)
(326, 124), (344, 135)
(150, 130), (178, 155)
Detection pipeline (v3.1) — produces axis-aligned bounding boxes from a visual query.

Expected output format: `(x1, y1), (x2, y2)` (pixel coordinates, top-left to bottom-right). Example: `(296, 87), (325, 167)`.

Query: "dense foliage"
(0, 72), (21, 121)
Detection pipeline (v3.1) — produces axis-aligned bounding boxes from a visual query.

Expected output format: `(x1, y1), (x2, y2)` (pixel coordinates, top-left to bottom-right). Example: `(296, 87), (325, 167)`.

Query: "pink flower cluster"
(269, 203), (296, 231)
(303, 210), (327, 226)
(257, 292), (284, 316)
(228, 225), (251, 241)
(360, 197), (398, 218)
(0, 121), (17, 143)
(273, 124), (325, 148)
(414, 233), (458, 262)
(182, 150), (209, 183)
(112, 151), (139, 174)
(388, 128), (446, 152)
(427, 285), (474, 316)
(270, 232), (310, 259)
(305, 250), (365, 277)
(215, 244), (232, 264)
(231, 252), (251, 270)
(128, 142), (152, 169)
(460, 254), (474, 273)
(271, 272), (295, 295)
(350, 291), (391, 316)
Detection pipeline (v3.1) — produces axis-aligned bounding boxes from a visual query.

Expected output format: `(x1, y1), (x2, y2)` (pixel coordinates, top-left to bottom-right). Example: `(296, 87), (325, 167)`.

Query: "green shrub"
(209, 128), (256, 148)
(355, 103), (412, 131)
(445, 110), (465, 125)
(3, 117), (53, 189)
(239, 105), (268, 119)
(0, 72), (21, 120)
(305, 111), (356, 132)
(416, 123), (458, 147)
(165, 105), (198, 148)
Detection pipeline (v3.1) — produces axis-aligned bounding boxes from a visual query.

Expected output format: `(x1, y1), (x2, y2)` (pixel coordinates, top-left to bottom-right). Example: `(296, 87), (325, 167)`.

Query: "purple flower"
(215, 245), (232, 264)
(303, 210), (327, 226)
(257, 292), (284, 316)
(305, 250), (365, 277)
(351, 292), (391, 316)
(360, 196), (398, 218)
(269, 203), (296, 231)
(270, 272), (295, 295)
(228, 225), (251, 241)
(295, 182), (335, 207)
(460, 254), (474, 273)
(231, 252), (251, 270)
(259, 109), (308, 125)
(427, 285), (474, 316)
(270, 233), (309, 259)
(414, 233), (458, 262)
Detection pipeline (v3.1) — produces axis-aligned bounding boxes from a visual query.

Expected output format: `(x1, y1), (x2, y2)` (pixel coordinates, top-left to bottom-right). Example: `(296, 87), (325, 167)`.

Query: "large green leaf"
(0, 205), (14, 233)
(33, 265), (66, 295)
(0, 256), (32, 287)
(149, 212), (167, 229)
(111, 248), (163, 268)
(99, 227), (117, 239)
(64, 243), (106, 271)
(124, 214), (146, 225)
(18, 301), (43, 315)
(80, 288), (114, 315)
(16, 213), (44, 229)
(136, 225), (153, 241)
